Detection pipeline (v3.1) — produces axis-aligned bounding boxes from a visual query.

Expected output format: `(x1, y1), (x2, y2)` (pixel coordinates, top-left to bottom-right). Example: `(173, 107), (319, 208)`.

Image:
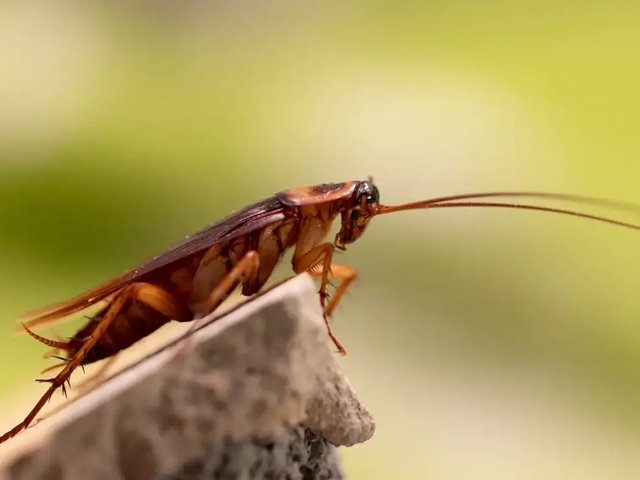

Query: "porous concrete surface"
(161, 427), (342, 480)
(0, 274), (375, 480)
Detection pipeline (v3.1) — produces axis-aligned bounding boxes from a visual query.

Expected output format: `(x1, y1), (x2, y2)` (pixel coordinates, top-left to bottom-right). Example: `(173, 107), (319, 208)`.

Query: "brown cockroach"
(2, 178), (640, 444)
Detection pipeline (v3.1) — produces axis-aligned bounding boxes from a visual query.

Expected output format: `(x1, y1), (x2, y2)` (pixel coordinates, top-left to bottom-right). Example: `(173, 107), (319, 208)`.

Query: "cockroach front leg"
(308, 263), (358, 317)
(292, 242), (334, 302)
(292, 242), (349, 355)
(0, 282), (189, 444)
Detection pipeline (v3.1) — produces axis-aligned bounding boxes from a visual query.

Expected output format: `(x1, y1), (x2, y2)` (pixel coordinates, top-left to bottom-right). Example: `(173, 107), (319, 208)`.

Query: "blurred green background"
(2, 1), (640, 478)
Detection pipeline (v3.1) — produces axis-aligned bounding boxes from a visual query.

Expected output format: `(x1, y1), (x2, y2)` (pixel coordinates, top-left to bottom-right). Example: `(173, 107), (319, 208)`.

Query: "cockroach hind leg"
(0, 284), (145, 444)
(34, 376), (56, 384)
(49, 354), (69, 362)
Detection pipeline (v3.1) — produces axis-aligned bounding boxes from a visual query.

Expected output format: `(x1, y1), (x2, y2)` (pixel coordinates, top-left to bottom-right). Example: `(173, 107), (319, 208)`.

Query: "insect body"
(2, 179), (640, 444)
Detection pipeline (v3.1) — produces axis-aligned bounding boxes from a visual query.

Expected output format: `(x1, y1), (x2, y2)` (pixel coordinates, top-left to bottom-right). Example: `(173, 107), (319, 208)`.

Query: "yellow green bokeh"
(2, 2), (640, 478)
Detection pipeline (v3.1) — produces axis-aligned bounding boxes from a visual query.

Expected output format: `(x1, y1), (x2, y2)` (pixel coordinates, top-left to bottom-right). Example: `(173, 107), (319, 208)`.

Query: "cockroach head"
(335, 180), (380, 249)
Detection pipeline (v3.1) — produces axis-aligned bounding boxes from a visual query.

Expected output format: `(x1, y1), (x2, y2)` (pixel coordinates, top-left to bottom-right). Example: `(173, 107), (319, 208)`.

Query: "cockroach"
(2, 178), (640, 444)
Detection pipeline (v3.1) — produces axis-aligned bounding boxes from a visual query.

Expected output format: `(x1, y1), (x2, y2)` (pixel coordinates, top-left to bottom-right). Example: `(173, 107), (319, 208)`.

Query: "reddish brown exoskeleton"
(2, 178), (640, 444)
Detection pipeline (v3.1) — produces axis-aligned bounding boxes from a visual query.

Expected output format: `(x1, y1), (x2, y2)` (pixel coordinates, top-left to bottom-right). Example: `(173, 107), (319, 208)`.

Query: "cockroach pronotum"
(2, 178), (640, 444)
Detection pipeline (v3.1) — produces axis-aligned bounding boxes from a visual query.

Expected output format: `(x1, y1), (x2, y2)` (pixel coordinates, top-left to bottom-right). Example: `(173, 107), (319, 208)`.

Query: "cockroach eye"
(354, 181), (380, 206)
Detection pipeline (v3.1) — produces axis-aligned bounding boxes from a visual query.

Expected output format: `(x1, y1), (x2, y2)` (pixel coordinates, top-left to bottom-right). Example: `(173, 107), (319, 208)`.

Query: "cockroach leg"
(0, 289), (129, 442)
(172, 250), (261, 358)
(132, 283), (192, 322)
(195, 250), (261, 319)
(40, 360), (68, 375)
(292, 242), (347, 355)
(0, 282), (187, 443)
(292, 242), (334, 299)
(309, 263), (358, 317)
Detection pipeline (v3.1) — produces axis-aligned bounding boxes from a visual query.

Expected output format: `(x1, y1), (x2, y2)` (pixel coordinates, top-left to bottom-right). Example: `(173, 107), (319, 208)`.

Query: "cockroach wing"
(20, 197), (287, 329)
